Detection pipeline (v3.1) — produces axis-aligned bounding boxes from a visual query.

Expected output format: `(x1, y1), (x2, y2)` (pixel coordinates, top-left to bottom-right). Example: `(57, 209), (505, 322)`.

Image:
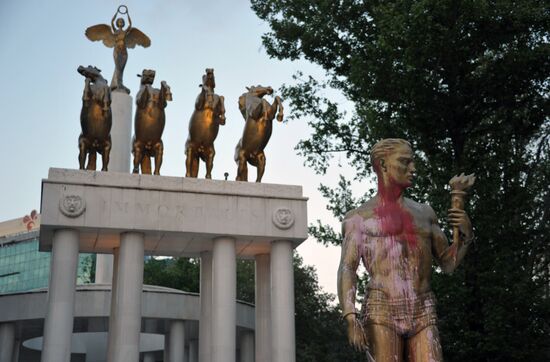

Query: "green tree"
(251, 0), (550, 360)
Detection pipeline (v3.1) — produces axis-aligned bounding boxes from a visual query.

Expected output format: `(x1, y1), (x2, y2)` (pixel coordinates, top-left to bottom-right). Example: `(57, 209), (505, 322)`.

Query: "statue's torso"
(135, 89), (165, 142)
(349, 197), (434, 300)
(81, 84), (112, 141)
(188, 94), (222, 146)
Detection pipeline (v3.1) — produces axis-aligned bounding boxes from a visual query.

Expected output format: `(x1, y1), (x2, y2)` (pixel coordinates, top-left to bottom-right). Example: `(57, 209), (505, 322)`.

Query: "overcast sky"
(0, 0), (367, 296)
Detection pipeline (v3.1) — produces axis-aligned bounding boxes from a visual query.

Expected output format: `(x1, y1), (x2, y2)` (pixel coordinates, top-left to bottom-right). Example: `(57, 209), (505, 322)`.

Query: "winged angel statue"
(85, 5), (151, 94)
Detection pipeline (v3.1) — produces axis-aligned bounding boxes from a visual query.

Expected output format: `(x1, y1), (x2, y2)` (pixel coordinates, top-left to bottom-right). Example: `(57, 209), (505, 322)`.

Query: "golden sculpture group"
(80, 8), (478, 361)
(81, 6), (284, 181)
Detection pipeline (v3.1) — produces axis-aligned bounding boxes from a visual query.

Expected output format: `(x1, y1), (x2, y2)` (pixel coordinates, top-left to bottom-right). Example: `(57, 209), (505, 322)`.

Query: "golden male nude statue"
(338, 139), (474, 361)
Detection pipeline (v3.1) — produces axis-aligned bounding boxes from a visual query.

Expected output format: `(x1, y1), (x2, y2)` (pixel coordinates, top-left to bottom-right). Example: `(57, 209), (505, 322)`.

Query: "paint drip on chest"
(374, 178), (418, 247)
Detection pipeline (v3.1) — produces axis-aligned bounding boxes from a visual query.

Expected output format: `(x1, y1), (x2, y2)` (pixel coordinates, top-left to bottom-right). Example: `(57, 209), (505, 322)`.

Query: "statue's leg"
(191, 156), (199, 178)
(78, 136), (87, 170)
(101, 139), (111, 172)
(205, 146), (215, 179)
(154, 141), (164, 175)
(276, 97), (284, 122)
(236, 149), (248, 181)
(185, 146), (194, 177)
(406, 325), (443, 362)
(132, 141), (144, 174)
(256, 152), (266, 183)
(87, 151), (97, 171)
(366, 323), (404, 362)
(141, 156), (152, 175)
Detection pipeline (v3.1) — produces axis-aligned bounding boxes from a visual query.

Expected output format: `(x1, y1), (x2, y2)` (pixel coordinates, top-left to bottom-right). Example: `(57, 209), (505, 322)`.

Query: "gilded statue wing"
(85, 24), (115, 48)
(126, 28), (151, 49)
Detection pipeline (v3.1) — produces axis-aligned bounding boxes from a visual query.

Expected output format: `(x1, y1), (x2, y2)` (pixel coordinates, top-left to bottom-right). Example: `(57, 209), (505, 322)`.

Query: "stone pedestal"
(39, 168), (308, 361)
(95, 91), (132, 285)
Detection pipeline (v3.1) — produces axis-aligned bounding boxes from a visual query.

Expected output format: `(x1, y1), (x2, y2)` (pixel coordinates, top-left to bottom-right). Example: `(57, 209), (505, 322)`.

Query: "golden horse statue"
(235, 85), (284, 182)
(132, 69), (172, 175)
(77, 65), (112, 171)
(185, 69), (226, 178)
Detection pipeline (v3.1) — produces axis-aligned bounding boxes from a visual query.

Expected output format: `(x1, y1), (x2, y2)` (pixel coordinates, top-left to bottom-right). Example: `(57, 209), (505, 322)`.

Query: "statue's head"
(370, 138), (415, 188)
(78, 65), (103, 82)
(116, 17), (126, 29)
(139, 69), (156, 85)
(202, 68), (215, 89)
(245, 85), (274, 98)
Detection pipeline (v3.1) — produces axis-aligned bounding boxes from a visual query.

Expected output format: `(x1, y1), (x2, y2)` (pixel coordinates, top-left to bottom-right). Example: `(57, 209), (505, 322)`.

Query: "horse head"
(245, 85), (273, 98)
(78, 65), (106, 84)
(161, 81), (173, 102)
(203, 68), (216, 89)
(139, 69), (156, 86)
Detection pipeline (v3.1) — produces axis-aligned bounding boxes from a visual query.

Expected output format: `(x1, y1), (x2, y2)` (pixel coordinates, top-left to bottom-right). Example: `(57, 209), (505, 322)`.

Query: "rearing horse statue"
(234, 85), (284, 182)
(132, 69), (172, 175)
(185, 68), (226, 179)
(77, 65), (112, 171)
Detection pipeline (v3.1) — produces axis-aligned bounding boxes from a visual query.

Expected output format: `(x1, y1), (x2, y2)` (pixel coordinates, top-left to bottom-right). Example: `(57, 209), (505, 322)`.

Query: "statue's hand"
(448, 208), (473, 240)
(345, 314), (368, 351)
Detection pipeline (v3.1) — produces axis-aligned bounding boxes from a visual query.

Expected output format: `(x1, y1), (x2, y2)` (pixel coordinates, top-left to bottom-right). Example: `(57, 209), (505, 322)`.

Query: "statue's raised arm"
(85, 5), (150, 94)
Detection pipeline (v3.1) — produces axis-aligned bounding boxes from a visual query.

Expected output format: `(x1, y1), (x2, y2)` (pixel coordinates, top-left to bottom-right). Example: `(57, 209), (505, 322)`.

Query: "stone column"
(211, 237), (236, 362)
(95, 91), (132, 284)
(239, 331), (254, 362)
(11, 339), (20, 362)
(143, 352), (155, 362)
(188, 340), (198, 362)
(106, 247), (119, 362)
(169, 320), (186, 362)
(270, 240), (295, 362)
(107, 232), (144, 362)
(164, 329), (171, 362)
(199, 252), (212, 362)
(255, 253), (271, 362)
(0, 323), (15, 362)
(41, 229), (79, 362)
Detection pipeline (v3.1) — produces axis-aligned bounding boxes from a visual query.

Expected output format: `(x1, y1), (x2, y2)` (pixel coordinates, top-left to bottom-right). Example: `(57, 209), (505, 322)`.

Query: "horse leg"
(101, 138), (111, 171)
(87, 151), (97, 171)
(153, 141), (163, 175)
(141, 156), (152, 175)
(132, 140), (144, 174)
(256, 152), (266, 183)
(185, 145), (194, 177)
(205, 146), (215, 179)
(78, 136), (87, 170)
(192, 156), (199, 178)
(271, 96), (284, 122)
(236, 148), (248, 182)
(276, 96), (284, 122)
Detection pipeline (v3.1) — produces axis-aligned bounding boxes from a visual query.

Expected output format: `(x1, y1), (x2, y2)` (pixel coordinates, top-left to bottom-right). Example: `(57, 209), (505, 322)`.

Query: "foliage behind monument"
(251, 0), (550, 360)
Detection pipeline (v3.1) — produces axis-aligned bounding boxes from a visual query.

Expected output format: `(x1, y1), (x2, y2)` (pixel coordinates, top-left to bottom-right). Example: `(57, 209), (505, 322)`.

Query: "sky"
(0, 0), (367, 297)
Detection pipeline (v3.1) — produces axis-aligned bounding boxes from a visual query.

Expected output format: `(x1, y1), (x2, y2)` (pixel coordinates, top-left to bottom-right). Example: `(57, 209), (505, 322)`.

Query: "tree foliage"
(251, 0), (550, 360)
